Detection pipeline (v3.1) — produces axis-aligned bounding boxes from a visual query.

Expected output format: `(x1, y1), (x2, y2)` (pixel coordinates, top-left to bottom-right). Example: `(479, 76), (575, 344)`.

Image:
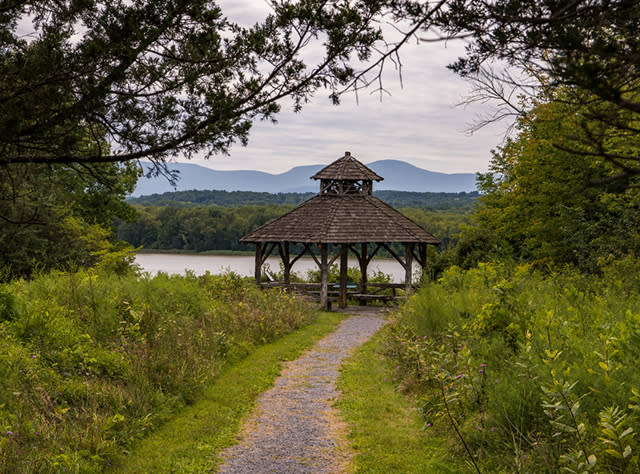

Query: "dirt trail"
(216, 307), (388, 473)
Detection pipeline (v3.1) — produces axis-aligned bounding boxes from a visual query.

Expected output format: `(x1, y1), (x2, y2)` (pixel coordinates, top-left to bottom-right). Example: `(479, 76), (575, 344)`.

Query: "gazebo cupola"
(311, 151), (382, 195)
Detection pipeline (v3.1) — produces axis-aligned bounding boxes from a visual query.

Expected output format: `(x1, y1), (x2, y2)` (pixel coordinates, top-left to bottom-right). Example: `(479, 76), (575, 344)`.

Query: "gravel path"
(216, 307), (388, 474)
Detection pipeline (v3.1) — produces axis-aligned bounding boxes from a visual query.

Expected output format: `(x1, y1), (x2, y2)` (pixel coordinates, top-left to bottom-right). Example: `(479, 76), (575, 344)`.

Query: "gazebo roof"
(311, 151), (383, 182)
(240, 194), (440, 244)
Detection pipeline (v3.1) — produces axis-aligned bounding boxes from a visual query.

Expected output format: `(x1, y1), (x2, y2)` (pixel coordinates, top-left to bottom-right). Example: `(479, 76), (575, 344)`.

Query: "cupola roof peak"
(311, 151), (383, 182)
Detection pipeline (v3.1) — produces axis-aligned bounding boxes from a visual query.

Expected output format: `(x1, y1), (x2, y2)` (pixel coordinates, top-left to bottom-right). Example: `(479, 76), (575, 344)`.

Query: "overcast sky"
(179, 1), (508, 175)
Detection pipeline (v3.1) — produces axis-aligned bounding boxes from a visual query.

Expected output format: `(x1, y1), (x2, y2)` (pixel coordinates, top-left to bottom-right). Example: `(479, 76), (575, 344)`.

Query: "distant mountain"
(131, 160), (477, 196)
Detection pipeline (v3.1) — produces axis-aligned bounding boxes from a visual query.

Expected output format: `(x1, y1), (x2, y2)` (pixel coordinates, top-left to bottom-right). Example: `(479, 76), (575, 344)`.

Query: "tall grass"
(388, 258), (640, 473)
(0, 268), (314, 473)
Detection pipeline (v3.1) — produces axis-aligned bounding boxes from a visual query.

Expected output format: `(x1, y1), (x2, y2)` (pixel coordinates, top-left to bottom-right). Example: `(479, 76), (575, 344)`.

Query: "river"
(134, 253), (415, 283)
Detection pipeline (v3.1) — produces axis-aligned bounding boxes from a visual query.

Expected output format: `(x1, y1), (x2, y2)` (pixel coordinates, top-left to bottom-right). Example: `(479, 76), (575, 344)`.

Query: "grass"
(336, 324), (462, 473)
(386, 260), (640, 473)
(112, 310), (346, 473)
(0, 270), (316, 473)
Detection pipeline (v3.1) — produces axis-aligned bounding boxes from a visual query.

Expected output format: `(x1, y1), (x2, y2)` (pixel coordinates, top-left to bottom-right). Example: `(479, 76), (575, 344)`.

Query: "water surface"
(134, 253), (413, 282)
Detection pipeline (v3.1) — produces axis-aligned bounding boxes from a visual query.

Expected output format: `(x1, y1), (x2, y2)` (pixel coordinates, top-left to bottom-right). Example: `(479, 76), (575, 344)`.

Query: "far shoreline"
(134, 248), (255, 256)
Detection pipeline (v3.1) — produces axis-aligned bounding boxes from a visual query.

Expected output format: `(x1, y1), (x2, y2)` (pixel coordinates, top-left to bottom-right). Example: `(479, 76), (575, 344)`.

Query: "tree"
(387, 0), (640, 184)
(465, 95), (640, 271)
(0, 160), (140, 278)
(0, 0), (394, 174)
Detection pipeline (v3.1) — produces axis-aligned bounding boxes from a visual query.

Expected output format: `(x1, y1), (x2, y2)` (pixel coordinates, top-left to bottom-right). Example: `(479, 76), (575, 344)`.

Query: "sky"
(181, 1), (509, 175)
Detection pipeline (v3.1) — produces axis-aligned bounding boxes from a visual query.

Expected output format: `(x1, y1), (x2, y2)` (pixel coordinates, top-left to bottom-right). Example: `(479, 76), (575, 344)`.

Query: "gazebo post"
(359, 243), (368, 306)
(404, 243), (414, 295)
(419, 243), (428, 283)
(254, 243), (262, 285)
(282, 241), (291, 286)
(320, 243), (329, 309)
(339, 243), (348, 308)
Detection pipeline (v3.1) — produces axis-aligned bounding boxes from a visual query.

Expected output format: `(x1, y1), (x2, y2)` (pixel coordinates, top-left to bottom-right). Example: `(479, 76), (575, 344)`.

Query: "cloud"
(184, 1), (509, 174)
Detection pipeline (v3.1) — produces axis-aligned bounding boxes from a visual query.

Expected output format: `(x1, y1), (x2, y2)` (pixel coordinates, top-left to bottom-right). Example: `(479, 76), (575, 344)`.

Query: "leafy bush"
(0, 268), (314, 473)
(388, 260), (640, 473)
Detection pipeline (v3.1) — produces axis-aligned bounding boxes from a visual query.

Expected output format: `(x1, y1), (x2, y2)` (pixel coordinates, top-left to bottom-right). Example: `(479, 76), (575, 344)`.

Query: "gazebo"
(240, 152), (440, 309)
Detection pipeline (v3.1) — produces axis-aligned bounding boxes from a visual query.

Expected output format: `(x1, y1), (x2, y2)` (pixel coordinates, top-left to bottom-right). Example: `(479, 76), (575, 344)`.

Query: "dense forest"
(116, 190), (476, 255)
(127, 189), (479, 210)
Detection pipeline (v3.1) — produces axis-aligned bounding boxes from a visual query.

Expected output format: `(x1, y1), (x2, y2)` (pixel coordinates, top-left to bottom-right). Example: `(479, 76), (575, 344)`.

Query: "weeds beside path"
(113, 311), (347, 473)
(337, 324), (462, 473)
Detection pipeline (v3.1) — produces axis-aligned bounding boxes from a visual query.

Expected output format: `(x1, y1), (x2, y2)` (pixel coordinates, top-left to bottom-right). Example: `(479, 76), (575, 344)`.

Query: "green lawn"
(336, 325), (462, 473)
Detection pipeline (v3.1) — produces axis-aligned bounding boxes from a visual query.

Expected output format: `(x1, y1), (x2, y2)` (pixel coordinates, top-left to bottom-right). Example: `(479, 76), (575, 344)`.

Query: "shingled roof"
(310, 151), (383, 181)
(240, 194), (440, 244)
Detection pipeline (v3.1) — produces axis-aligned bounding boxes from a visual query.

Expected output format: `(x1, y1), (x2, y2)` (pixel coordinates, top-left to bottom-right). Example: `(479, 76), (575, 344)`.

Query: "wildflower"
(426, 423), (432, 428)
(479, 369), (484, 373)
(490, 427), (497, 432)
(7, 431), (13, 435)
(456, 373), (462, 379)
(480, 363), (486, 368)
(477, 426), (483, 431)
(31, 355), (36, 359)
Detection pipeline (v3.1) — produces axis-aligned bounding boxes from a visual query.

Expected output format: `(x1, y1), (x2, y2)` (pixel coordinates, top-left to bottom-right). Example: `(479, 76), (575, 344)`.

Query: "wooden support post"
(359, 243), (368, 306)
(339, 244), (348, 308)
(320, 244), (329, 309)
(283, 241), (291, 285)
(419, 243), (428, 283)
(404, 243), (414, 295)
(254, 243), (262, 285)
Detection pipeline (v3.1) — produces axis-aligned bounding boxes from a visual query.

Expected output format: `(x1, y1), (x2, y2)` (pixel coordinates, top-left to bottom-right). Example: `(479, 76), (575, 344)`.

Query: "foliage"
(0, 268), (314, 473)
(459, 97), (640, 271)
(304, 263), (391, 285)
(387, 260), (640, 473)
(336, 327), (463, 473)
(423, 0), (640, 180)
(0, 1), (385, 170)
(128, 189), (479, 211)
(0, 162), (140, 279)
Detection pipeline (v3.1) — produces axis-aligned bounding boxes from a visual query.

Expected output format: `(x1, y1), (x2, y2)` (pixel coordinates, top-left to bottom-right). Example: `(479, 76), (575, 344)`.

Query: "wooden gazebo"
(240, 152), (440, 309)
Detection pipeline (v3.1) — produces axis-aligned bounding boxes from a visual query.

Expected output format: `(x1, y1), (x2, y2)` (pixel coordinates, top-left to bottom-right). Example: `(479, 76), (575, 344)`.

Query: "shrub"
(0, 268), (314, 473)
(388, 259), (640, 473)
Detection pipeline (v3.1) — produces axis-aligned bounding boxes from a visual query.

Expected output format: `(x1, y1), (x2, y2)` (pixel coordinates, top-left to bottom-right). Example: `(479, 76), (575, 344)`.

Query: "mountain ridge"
(132, 160), (477, 196)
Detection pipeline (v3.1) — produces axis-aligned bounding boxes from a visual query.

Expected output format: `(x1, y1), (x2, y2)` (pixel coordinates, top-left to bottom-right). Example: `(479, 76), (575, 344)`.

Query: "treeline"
(115, 205), (290, 252)
(127, 189), (479, 211)
(114, 204), (470, 253)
